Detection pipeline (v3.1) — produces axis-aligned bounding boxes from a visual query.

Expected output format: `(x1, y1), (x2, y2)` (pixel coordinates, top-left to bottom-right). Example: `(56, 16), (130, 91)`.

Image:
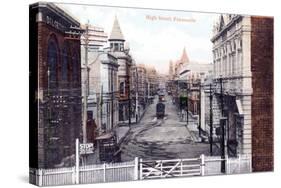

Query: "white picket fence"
(30, 155), (251, 186)
(204, 154), (252, 175)
(30, 158), (138, 186)
(226, 154), (252, 174)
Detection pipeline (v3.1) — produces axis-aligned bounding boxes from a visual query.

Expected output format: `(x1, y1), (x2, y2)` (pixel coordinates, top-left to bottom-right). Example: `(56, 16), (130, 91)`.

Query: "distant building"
(136, 64), (148, 110)
(211, 14), (273, 171)
(30, 2), (82, 168)
(169, 60), (174, 80)
(146, 65), (159, 97)
(179, 61), (212, 116)
(171, 47), (212, 122)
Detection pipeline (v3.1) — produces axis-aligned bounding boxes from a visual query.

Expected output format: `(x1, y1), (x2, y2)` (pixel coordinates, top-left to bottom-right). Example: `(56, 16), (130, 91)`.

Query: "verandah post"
(140, 158), (143, 180)
(38, 169), (43, 186)
(75, 138), (80, 184)
(103, 163), (106, 182)
(200, 154), (205, 176)
(134, 157), (139, 180)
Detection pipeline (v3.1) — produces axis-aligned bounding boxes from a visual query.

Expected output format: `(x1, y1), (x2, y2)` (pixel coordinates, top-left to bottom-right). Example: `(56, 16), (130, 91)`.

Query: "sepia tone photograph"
(29, 2), (273, 186)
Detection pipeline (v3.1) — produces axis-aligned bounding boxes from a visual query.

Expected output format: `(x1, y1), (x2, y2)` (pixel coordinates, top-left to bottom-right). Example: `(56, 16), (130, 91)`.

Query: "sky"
(57, 3), (219, 74)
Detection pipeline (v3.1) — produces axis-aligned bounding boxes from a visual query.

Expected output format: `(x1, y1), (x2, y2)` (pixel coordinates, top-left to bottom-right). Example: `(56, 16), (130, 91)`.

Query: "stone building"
(80, 24), (120, 139)
(136, 64), (148, 110)
(146, 65), (159, 98)
(83, 50), (119, 135)
(172, 47), (212, 123)
(30, 2), (82, 168)
(129, 61), (138, 121)
(171, 47), (190, 110)
(108, 17), (133, 123)
(211, 14), (273, 171)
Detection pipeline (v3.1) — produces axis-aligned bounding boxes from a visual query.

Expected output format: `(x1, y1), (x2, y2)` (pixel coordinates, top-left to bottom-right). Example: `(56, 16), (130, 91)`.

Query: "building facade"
(30, 2), (82, 168)
(137, 64), (149, 108)
(108, 17), (133, 123)
(146, 65), (159, 98)
(84, 50), (119, 135)
(80, 24), (121, 140)
(211, 15), (273, 171)
(171, 47), (212, 124)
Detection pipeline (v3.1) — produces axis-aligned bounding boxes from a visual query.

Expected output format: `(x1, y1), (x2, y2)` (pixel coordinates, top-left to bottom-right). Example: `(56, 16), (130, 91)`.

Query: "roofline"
(211, 15), (242, 42)
(108, 38), (125, 42)
(30, 2), (80, 27)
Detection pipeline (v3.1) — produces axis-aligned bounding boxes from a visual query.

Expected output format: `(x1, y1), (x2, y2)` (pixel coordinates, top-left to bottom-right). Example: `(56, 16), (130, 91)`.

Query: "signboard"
(79, 143), (94, 155)
(216, 117), (227, 136)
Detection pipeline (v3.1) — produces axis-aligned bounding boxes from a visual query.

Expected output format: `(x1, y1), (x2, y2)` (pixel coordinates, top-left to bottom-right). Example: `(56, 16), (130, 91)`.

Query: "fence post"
(140, 158), (143, 180)
(38, 169), (43, 186)
(75, 138), (80, 184)
(226, 155), (229, 174)
(134, 157), (139, 180)
(249, 154), (252, 172)
(200, 154), (205, 176)
(103, 163), (106, 182)
(72, 167), (76, 185)
(180, 159), (183, 176)
(238, 155), (241, 173)
(161, 160), (163, 177)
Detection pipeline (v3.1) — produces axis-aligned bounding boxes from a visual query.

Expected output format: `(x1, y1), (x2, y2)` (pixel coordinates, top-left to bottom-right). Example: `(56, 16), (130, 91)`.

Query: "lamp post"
(209, 84), (213, 156)
(135, 67), (139, 123)
(186, 81), (189, 125)
(198, 80), (201, 137)
(219, 76), (226, 173)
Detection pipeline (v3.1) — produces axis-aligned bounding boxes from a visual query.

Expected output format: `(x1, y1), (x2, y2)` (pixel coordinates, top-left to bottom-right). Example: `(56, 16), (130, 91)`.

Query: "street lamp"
(207, 76), (226, 170)
(219, 75), (226, 173)
(209, 83), (213, 156)
(198, 72), (205, 138)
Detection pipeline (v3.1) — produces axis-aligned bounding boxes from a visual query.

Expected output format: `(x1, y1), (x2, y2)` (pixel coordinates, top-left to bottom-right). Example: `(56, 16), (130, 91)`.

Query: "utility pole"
(82, 23), (89, 144)
(198, 81), (201, 137)
(219, 77), (226, 173)
(128, 64), (131, 127)
(100, 85), (103, 131)
(186, 81), (189, 125)
(209, 84), (213, 155)
(136, 67), (139, 123)
(111, 68), (114, 130)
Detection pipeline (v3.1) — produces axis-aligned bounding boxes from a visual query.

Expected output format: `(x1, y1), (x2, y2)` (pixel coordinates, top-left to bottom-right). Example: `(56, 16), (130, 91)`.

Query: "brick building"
(211, 15), (273, 171)
(30, 2), (82, 168)
(251, 16), (273, 172)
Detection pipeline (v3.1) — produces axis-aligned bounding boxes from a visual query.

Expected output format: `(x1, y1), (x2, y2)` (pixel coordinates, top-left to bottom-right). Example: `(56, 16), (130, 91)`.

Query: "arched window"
(72, 53), (79, 82)
(62, 47), (68, 82)
(47, 39), (58, 88)
(120, 82), (125, 95)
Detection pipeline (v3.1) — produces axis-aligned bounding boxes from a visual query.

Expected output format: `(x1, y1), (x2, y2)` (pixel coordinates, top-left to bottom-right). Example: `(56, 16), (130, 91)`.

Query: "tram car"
(158, 94), (165, 102)
(156, 102), (165, 119)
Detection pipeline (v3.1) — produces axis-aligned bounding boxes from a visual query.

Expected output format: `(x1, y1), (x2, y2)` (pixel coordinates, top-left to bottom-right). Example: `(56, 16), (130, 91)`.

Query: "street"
(120, 94), (219, 162)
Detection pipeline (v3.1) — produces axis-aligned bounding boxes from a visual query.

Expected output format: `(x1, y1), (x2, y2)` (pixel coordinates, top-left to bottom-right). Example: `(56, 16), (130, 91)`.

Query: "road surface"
(120, 94), (219, 161)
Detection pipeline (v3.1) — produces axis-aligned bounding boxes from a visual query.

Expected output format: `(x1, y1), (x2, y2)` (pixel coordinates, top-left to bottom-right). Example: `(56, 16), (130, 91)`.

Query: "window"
(114, 43), (119, 51)
(62, 48), (68, 81)
(72, 53), (79, 82)
(120, 82), (125, 95)
(232, 54), (236, 75)
(47, 39), (58, 88)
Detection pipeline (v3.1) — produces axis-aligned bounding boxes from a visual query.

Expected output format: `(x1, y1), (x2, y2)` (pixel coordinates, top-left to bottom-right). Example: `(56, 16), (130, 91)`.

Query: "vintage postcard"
(29, 2), (273, 186)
